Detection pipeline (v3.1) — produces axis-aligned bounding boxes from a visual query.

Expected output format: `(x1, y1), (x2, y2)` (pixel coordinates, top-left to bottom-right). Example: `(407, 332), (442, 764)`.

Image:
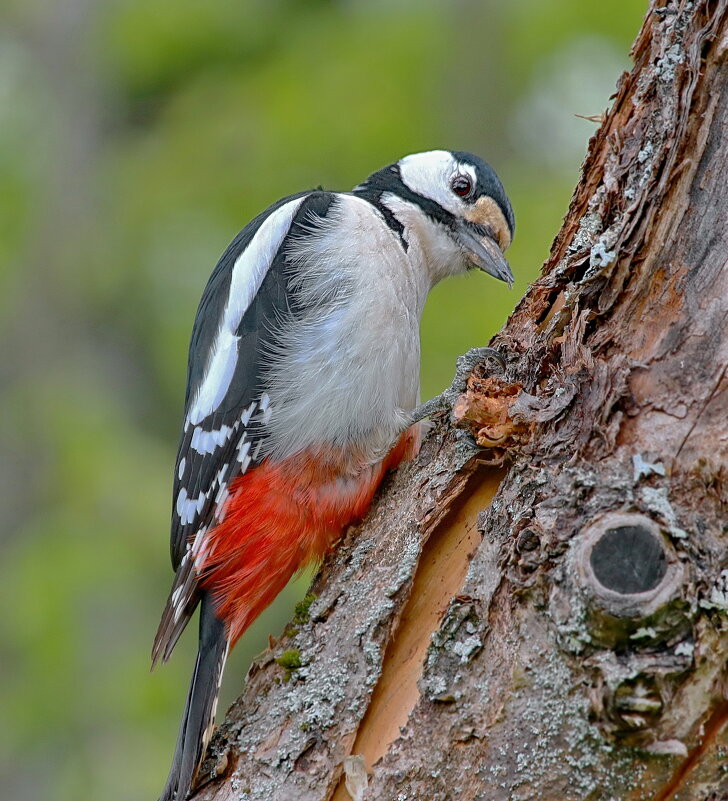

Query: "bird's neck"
(380, 194), (466, 287)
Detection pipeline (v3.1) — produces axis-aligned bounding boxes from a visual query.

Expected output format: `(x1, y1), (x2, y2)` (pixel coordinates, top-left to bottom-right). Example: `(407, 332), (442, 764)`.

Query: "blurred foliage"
(0, 1), (646, 799)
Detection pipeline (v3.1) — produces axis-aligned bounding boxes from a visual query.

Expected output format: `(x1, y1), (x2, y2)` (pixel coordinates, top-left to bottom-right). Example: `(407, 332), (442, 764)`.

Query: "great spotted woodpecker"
(153, 150), (514, 800)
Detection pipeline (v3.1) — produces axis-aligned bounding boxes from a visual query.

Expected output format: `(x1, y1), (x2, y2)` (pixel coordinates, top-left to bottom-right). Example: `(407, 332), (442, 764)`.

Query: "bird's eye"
(451, 175), (473, 198)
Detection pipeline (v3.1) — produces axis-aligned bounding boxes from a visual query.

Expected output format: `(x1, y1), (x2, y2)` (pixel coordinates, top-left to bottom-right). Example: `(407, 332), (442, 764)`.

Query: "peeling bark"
(191, 3), (728, 799)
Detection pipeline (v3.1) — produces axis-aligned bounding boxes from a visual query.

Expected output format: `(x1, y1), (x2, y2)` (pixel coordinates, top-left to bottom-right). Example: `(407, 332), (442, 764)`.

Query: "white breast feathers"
(262, 194), (429, 466)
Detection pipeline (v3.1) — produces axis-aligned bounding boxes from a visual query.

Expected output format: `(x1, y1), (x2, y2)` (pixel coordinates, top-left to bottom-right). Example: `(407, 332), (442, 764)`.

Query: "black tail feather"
(152, 554), (199, 668)
(158, 593), (228, 801)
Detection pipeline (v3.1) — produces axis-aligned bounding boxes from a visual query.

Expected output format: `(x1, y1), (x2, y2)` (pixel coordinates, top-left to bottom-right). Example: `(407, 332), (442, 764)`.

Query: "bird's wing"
(153, 190), (337, 664)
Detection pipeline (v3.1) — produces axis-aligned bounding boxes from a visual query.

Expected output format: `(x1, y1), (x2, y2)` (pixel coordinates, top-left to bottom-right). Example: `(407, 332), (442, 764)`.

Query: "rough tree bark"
(191, 2), (728, 799)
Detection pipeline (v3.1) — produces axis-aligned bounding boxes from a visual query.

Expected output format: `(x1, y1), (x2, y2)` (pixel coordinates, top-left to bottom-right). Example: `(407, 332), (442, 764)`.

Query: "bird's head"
(354, 150), (514, 287)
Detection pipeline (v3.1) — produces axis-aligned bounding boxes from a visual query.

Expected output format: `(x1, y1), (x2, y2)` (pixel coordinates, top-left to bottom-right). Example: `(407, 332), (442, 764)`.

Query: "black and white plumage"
(174, 192), (325, 559)
(154, 192), (333, 663)
(154, 150), (514, 801)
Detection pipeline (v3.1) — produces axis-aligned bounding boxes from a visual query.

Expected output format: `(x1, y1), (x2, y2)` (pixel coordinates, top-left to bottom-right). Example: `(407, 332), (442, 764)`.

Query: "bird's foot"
(408, 347), (506, 425)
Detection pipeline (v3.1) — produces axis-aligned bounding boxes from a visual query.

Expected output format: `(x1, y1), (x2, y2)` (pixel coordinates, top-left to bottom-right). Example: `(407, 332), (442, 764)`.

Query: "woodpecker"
(153, 149), (514, 801)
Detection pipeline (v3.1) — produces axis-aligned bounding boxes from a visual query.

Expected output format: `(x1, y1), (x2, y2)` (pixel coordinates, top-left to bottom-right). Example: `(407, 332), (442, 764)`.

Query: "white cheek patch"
(187, 197), (306, 425)
(398, 150), (463, 216)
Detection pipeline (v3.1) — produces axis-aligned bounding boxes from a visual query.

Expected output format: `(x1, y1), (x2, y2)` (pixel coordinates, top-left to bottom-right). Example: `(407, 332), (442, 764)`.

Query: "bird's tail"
(158, 593), (228, 801)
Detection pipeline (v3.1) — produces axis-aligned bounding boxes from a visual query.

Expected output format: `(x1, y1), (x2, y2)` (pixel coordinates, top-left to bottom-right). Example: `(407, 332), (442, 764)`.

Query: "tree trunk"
(191, 2), (728, 799)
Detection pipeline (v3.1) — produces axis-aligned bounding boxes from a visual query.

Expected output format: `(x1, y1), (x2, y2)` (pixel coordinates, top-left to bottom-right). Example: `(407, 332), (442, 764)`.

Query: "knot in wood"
(574, 512), (689, 648)
(589, 522), (667, 595)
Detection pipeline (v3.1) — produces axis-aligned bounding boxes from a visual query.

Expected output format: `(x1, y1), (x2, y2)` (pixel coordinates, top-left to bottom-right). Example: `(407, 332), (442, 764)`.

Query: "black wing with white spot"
(153, 190), (336, 663)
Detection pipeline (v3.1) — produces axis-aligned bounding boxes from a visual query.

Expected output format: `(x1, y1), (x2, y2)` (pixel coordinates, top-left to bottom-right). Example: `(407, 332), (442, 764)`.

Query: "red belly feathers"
(198, 426), (420, 644)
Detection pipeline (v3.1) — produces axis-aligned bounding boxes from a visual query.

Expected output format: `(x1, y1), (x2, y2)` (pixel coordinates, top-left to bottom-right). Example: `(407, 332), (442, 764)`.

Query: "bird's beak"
(454, 220), (514, 288)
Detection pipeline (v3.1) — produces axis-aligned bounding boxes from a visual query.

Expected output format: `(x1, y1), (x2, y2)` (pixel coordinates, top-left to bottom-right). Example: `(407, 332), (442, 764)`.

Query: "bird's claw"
(408, 346), (506, 425)
(452, 347), (505, 394)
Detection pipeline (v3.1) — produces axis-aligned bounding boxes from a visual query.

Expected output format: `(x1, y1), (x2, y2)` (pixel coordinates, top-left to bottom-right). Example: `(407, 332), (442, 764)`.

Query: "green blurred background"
(0, 1), (646, 798)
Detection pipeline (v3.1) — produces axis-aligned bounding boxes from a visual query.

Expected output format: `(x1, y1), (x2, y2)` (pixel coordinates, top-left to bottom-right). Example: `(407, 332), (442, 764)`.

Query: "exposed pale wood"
(330, 469), (506, 801)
